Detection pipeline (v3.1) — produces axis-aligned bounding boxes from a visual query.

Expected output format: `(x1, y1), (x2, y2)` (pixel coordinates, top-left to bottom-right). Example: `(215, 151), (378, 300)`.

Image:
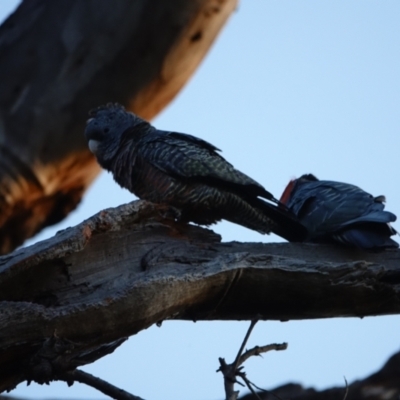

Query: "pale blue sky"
(2, 2), (400, 400)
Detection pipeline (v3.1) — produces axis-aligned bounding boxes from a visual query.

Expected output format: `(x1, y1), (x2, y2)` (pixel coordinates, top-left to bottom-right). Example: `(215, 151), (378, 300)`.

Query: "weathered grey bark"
(1, 200), (399, 392)
(0, 0), (237, 254)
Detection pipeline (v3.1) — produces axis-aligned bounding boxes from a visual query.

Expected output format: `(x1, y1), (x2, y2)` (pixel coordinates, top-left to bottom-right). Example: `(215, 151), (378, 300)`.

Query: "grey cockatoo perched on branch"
(280, 174), (398, 249)
(84, 104), (307, 242)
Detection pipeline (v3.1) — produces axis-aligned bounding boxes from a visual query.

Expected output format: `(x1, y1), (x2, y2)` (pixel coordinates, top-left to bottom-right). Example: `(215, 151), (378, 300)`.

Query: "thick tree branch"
(0, 200), (399, 392)
(0, 0), (237, 253)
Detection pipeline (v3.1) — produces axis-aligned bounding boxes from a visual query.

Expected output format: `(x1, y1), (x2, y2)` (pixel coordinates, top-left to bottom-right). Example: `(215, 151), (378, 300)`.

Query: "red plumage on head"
(279, 179), (296, 206)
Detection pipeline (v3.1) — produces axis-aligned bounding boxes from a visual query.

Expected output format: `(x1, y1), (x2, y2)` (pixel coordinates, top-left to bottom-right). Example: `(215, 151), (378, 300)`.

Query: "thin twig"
(239, 343), (288, 366)
(233, 319), (258, 370)
(242, 377), (285, 400)
(217, 321), (288, 400)
(58, 369), (145, 400)
(343, 376), (349, 400)
(217, 321), (260, 400)
(239, 374), (263, 400)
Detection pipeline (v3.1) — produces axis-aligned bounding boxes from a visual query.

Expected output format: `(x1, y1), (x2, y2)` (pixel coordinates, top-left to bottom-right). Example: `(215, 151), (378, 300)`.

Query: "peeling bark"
(0, 0), (237, 253)
(0, 200), (399, 392)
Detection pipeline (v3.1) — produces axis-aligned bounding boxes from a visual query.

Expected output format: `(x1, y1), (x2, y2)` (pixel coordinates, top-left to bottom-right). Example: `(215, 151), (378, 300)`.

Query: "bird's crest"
(88, 102), (125, 117)
(279, 179), (296, 206)
(373, 195), (386, 203)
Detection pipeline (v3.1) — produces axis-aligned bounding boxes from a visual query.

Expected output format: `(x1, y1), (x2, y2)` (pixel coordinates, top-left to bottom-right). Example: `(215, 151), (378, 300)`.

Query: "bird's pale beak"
(88, 139), (100, 154)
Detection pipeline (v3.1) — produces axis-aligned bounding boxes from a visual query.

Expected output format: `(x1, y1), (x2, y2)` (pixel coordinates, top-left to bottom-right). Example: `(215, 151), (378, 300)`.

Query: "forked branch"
(217, 321), (288, 400)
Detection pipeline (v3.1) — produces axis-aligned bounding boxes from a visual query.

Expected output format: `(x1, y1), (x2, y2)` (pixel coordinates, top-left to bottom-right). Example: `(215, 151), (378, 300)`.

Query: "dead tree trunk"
(0, 0), (237, 254)
(1, 200), (399, 392)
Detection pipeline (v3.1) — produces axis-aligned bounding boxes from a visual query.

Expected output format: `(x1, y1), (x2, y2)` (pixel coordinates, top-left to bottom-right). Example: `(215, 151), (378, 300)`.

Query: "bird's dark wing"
(167, 132), (221, 152)
(287, 180), (386, 235)
(287, 178), (398, 248)
(139, 131), (277, 201)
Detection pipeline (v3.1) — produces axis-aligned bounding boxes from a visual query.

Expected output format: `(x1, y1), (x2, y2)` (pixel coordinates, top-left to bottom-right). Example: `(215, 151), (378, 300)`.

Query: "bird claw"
(156, 204), (182, 221)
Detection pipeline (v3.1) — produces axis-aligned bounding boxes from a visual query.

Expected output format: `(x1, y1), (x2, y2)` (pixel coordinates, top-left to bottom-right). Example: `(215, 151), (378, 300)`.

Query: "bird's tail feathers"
(343, 210), (397, 227)
(333, 227), (399, 249)
(349, 211), (397, 223)
(253, 197), (308, 242)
